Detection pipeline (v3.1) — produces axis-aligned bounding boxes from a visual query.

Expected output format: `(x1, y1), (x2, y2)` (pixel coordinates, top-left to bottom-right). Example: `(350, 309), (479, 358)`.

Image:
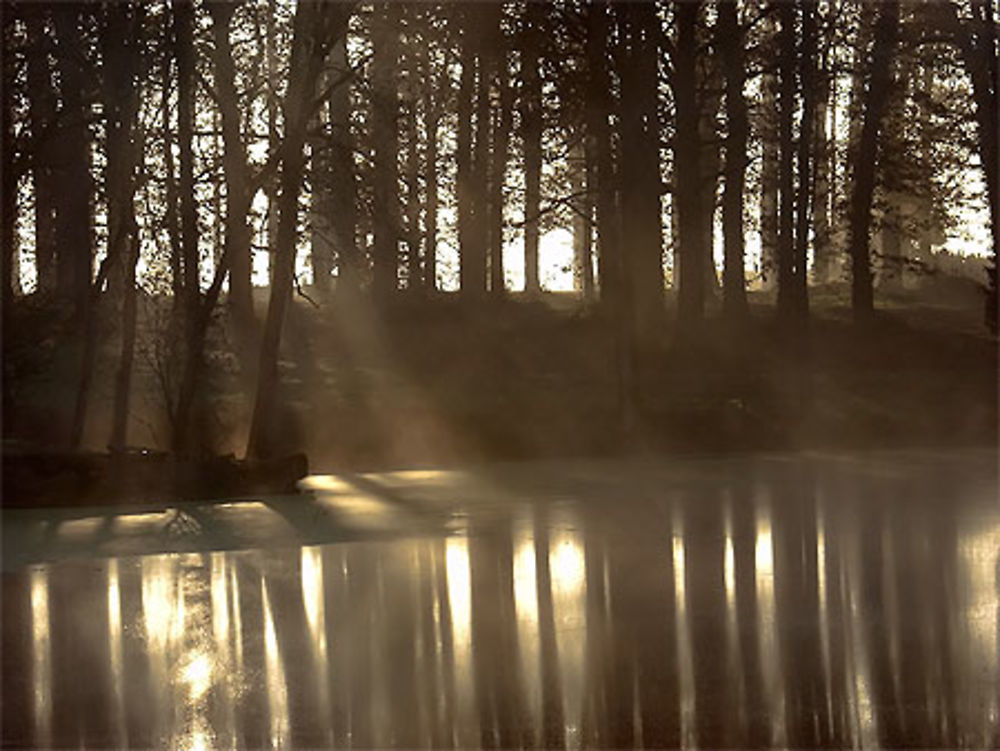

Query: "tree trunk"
(1, 2), (19, 422)
(792, 0), (815, 317)
(775, 1), (797, 320)
(456, 14), (475, 294)
(521, 4), (543, 296)
(489, 33), (513, 296)
(470, 14), (494, 298)
(209, 2), (255, 326)
(759, 16), (780, 291)
(813, 62), (832, 285)
(104, 4), (143, 452)
(329, 37), (360, 292)
(25, 6), (58, 294)
(571, 140), (594, 301)
(422, 59), (443, 291)
(246, 2), (348, 460)
(618, 2), (664, 346)
(675, 0), (706, 325)
(847, 0), (899, 321)
(718, 0), (748, 319)
(370, 2), (401, 302)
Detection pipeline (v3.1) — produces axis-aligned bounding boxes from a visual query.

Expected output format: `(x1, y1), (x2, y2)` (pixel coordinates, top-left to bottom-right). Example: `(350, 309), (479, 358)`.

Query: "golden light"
(180, 653), (214, 700)
(29, 566), (51, 747)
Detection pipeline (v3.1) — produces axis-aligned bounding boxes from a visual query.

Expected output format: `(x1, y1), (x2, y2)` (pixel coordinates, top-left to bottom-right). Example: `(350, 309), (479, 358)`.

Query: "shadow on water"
(2, 450), (998, 749)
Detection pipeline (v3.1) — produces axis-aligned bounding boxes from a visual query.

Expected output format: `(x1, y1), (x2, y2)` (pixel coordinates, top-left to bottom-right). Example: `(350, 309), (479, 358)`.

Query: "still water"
(2, 450), (998, 749)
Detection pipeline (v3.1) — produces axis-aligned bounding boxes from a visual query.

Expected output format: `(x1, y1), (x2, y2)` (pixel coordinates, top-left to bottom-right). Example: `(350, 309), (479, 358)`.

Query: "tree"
(675, 0), (707, 325)
(847, 0), (900, 321)
(521, 2), (544, 296)
(718, 0), (749, 319)
(246, 2), (351, 460)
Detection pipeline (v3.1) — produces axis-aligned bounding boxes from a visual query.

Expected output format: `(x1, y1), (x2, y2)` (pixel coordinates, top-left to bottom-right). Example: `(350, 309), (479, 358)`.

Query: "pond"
(2, 449), (997, 749)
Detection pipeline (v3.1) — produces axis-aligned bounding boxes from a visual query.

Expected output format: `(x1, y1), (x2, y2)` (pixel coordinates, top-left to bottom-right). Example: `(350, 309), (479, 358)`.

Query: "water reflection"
(2, 455), (997, 749)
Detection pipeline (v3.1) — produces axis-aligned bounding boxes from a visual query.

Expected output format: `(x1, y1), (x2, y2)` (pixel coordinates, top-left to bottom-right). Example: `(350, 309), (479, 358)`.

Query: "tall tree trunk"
(618, 2), (664, 345)
(2, 2), (19, 424)
(105, 4), (143, 451)
(455, 13), (475, 294)
(489, 36), (513, 296)
(371, 2), (401, 302)
(521, 4), (543, 296)
(847, 0), (899, 321)
(585, 2), (621, 305)
(792, 0), (815, 317)
(759, 15), (780, 291)
(813, 59), (832, 285)
(329, 37), (360, 292)
(942, 0), (998, 332)
(675, 0), (706, 325)
(161, 36), (182, 306)
(718, 0), (748, 319)
(571, 140), (594, 301)
(25, 6), (58, 294)
(775, 1), (797, 320)
(246, 2), (347, 460)
(469, 13), (494, 298)
(422, 60), (443, 292)
(585, 1), (634, 432)
(209, 2), (255, 327)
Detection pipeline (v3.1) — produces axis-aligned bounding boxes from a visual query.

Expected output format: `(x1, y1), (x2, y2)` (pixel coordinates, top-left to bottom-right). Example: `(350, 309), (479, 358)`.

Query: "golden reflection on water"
(549, 511), (587, 748)
(301, 545), (331, 739)
(816, 510), (834, 740)
(445, 533), (476, 745)
(107, 559), (126, 746)
(843, 527), (878, 748)
(754, 503), (786, 747)
(262, 578), (290, 749)
(29, 566), (51, 748)
(957, 522), (1000, 744)
(513, 513), (541, 736)
(672, 513), (696, 748)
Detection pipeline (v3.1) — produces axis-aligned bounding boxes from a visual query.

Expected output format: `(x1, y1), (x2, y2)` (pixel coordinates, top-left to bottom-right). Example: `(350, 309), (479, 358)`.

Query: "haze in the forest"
(2, 0), (997, 469)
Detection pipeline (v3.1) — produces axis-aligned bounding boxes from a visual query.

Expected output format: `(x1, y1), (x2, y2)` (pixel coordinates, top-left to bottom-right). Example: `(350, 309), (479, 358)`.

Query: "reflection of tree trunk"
(848, 0), (898, 321)
(719, 0), (748, 319)
(533, 508), (566, 749)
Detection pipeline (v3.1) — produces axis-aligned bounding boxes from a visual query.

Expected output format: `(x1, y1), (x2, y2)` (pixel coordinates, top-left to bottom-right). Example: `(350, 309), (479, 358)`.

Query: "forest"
(1, 0), (997, 471)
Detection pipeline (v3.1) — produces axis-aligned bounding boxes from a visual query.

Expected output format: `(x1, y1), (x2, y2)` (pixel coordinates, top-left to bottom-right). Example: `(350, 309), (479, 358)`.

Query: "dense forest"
(1, 0), (997, 468)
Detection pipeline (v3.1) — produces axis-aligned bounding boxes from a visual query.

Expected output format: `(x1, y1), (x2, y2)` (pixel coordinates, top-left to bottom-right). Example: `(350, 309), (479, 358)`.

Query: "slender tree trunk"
(469, 16), (494, 298)
(719, 0), (748, 319)
(792, 0), (815, 317)
(585, 3), (621, 305)
(422, 68), (443, 291)
(371, 3), (401, 302)
(585, 1), (634, 432)
(103, 4), (143, 452)
(618, 2), (664, 345)
(161, 38), (183, 305)
(329, 37), (360, 292)
(26, 7), (58, 294)
(571, 140), (594, 301)
(209, 1), (256, 325)
(50, 6), (93, 316)
(813, 63), (832, 285)
(847, 0), (899, 321)
(675, 0), (706, 325)
(2, 2), (19, 423)
(246, 2), (347, 459)
(776, 1), (797, 320)
(521, 4), (543, 296)
(404, 49), (422, 292)
(489, 38), (513, 296)
(760, 16), (780, 291)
